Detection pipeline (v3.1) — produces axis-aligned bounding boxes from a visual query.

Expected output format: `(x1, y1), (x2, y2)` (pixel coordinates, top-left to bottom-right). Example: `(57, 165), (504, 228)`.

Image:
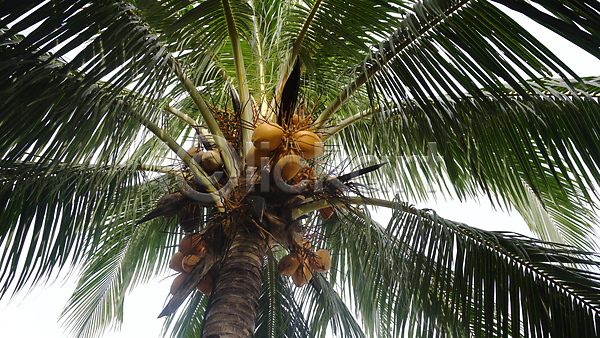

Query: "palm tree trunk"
(201, 224), (267, 337)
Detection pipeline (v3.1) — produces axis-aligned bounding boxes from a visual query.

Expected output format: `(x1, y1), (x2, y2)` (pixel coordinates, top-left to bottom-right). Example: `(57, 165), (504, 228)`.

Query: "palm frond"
(331, 77), (600, 251)
(323, 201), (600, 337)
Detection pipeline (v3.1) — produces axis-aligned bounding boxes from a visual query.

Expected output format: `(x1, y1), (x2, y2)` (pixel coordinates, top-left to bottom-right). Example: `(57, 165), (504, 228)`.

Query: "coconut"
(201, 150), (223, 172)
(192, 151), (204, 166)
(310, 249), (331, 273)
(275, 153), (302, 181)
(196, 274), (213, 295)
(188, 146), (200, 156)
(170, 273), (188, 295)
(292, 114), (301, 125)
(246, 146), (270, 167)
(292, 263), (313, 287)
(252, 122), (284, 151)
(292, 130), (324, 159)
(278, 253), (301, 276)
(179, 234), (205, 255)
(182, 254), (201, 273)
(168, 251), (185, 273)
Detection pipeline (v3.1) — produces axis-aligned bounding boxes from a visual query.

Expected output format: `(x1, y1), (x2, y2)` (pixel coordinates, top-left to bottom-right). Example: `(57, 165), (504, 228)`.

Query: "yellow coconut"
(246, 146), (271, 167)
(169, 251), (185, 273)
(292, 114), (301, 125)
(252, 122), (284, 151)
(201, 150), (223, 172)
(274, 152), (302, 181)
(170, 273), (188, 295)
(310, 249), (332, 273)
(292, 130), (324, 159)
(179, 234), (205, 255)
(292, 263), (313, 287)
(196, 274), (214, 295)
(182, 254), (201, 273)
(278, 253), (301, 276)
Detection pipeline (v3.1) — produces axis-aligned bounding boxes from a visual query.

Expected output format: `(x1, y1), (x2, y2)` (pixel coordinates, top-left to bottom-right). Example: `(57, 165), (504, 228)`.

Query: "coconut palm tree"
(3, 0), (600, 337)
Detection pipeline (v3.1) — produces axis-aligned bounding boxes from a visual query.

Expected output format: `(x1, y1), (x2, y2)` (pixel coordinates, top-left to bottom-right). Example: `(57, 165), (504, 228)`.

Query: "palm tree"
(3, 0), (600, 336)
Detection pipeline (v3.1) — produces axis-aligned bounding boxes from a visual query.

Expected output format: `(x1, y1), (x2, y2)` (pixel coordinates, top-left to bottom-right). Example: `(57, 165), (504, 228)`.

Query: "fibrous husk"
(196, 274), (213, 295)
(278, 253), (301, 276)
(182, 254), (201, 273)
(252, 122), (284, 151)
(292, 130), (324, 159)
(201, 150), (223, 172)
(170, 273), (188, 295)
(179, 234), (205, 255)
(169, 251), (185, 273)
(310, 249), (331, 273)
(292, 263), (312, 287)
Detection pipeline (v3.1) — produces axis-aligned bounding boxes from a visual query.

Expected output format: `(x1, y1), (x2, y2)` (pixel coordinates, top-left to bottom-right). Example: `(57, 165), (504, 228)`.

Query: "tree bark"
(201, 224), (267, 337)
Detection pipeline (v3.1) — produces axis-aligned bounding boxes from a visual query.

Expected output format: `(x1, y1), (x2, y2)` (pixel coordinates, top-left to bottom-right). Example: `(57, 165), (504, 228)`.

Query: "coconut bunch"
(277, 241), (331, 287)
(248, 116), (325, 181)
(168, 234), (214, 295)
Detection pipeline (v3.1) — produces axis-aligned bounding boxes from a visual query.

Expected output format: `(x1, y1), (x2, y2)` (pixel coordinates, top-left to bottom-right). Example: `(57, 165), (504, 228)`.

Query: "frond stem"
(223, 0), (254, 155)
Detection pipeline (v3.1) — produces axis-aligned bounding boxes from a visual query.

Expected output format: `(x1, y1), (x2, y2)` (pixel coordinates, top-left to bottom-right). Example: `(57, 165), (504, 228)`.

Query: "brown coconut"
(201, 150), (223, 172)
(292, 130), (324, 159)
(182, 254), (201, 273)
(196, 274), (214, 295)
(292, 263), (313, 287)
(252, 122), (284, 151)
(179, 234), (205, 255)
(310, 249), (332, 273)
(278, 253), (301, 276)
(168, 251), (185, 273)
(170, 273), (188, 295)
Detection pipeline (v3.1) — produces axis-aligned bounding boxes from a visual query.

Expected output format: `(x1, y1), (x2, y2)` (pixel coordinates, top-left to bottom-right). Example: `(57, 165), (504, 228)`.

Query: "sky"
(2, 5), (600, 338)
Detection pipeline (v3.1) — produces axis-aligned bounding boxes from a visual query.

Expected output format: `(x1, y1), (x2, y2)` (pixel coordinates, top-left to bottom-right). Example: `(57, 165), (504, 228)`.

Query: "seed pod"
(292, 263), (313, 287)
(179, 234), (204, 255)
(246, 146), (270, 167)
(252, 122), (284, 151)
(170, 273), (188, 295)
(201, 150), (223, 172)
(196, 274), (214, 295)
(278, 253), (301, 276)
(292, 130), (324, 159)
(310, 249), (332, 273)
(168, 251), (185, 273)
(182, 254), (201, 273)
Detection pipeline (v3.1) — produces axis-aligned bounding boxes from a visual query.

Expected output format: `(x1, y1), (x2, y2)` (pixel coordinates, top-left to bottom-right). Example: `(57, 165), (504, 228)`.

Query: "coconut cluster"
(169, 234), (214, 295)
(277, 246), (331, 287)
(247, 114), (324, 181)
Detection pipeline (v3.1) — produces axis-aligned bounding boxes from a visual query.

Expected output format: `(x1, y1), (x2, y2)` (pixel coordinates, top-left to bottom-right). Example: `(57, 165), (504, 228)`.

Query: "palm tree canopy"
(2, 0), (600, 337)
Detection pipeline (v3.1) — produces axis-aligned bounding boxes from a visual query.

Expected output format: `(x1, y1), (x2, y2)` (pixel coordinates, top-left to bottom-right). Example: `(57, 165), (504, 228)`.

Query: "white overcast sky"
(2, 5), (600, 338)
